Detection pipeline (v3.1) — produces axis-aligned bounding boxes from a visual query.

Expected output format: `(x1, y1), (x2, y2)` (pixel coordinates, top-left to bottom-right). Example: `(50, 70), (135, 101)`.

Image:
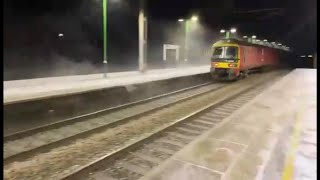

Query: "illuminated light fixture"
(191, 16), (198, 21)
(271, 42), (276, 44)
(256, 39), (261, 42)
(308, 55), (313, 58)
(278, 43), (282, 46)
(301, 55), (306, 58)
(252, 35), (257, 39)
(220, 29), (226, 33)
(263, 39), (268, 42)
(178, 19), (184, 22)
(243, 36), (248, 38)
(230, 28), (237, 33)
(58, 33), (64, 37)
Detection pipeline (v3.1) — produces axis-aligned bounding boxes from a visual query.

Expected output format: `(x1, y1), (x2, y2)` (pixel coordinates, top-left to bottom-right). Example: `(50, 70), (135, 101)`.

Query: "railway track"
(60, 73), (283, 180)
(4, 70), (289, 180)
(4, 82), (226, 164)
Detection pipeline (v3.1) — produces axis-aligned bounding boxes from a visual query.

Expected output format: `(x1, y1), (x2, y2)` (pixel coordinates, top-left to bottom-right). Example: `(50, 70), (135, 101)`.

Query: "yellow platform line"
(281, 103), (304, 180)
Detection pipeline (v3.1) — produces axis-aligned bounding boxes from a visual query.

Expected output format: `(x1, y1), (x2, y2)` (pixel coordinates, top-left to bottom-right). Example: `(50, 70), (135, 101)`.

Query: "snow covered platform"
(141, 69), (317, 180)
(4, 66), (210, 105)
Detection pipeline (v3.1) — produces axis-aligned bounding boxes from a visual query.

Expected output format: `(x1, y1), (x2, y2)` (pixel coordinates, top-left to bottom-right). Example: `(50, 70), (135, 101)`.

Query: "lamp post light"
(191, 16), (198, 21)
(250, 35), (256, 43)
(220, 28), (237, 39)
(243, 35), (250, 42)
(179, 15), (198, 62)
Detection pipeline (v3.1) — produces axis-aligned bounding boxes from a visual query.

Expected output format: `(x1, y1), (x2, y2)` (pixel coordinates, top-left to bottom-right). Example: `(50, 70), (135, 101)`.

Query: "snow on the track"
(4, 65), (210, 104)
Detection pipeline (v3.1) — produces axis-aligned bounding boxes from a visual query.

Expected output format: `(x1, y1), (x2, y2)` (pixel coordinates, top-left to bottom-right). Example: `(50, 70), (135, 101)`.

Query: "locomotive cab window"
(212, 46), (238, 62)
(212, 47), (223, 58)
(225, 47), (238, 59)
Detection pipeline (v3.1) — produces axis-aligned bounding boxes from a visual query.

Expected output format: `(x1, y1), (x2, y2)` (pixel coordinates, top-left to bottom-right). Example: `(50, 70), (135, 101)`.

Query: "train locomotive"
(210, 38), (288, 80)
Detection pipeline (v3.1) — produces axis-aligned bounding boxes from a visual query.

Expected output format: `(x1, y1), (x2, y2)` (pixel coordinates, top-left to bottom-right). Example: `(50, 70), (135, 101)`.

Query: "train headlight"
(228, 63), (237, 67)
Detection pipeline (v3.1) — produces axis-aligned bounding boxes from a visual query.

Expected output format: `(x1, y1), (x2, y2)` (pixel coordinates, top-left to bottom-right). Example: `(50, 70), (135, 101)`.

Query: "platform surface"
(4, 65), (210, 104)
(141, 69), (317, 180)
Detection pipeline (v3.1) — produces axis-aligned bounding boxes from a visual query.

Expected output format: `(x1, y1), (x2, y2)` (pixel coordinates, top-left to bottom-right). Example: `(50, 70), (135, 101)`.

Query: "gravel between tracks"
(4, 71), (286, 180)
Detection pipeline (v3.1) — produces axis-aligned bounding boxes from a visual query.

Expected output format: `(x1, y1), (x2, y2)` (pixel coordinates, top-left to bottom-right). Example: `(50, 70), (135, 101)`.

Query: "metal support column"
(138, 0), (147, 72)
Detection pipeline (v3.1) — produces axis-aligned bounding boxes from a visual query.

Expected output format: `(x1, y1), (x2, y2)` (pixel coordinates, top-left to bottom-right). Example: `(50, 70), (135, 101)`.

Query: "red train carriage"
(210, 38), (284, 80)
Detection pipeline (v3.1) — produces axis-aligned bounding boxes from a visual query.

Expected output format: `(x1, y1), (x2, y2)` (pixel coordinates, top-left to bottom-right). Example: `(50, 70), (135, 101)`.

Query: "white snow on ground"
(294, 109), (317, 180)
(294, 69), (317, 180)
(4, 65), (210, 104)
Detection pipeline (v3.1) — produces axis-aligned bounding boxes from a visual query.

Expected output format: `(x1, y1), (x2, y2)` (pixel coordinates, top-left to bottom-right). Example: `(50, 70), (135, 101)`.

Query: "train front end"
(210, 42), (241, 81)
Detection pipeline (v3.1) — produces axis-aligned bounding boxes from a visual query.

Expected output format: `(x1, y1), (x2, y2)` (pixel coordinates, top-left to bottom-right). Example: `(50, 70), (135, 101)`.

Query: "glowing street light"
(178, 19), (184, 22)
(220, 28), (237, 39)
(263, 39), (268, 42)
(256, 39), (261, 42)
(191, 16), (198, 21)
(308, 55), (313, 58)
(301, 55), (306, 58)
(278, 43), (282, 46)
(243, 36), (248, 38)
(58, 33), (64, 37)
(252, 35), (257, 39)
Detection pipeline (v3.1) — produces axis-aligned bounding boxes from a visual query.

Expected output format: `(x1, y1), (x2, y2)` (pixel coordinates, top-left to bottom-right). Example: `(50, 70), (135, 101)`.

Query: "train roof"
(213, 38), (290, 52)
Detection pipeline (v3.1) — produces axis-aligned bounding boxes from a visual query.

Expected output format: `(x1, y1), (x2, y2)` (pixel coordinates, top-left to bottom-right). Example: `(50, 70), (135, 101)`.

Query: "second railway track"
(4, 82), (225, 164)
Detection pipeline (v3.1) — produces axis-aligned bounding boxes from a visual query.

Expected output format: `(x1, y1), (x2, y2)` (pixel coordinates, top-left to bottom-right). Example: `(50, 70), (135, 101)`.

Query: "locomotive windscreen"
(211, 46), (238, 62)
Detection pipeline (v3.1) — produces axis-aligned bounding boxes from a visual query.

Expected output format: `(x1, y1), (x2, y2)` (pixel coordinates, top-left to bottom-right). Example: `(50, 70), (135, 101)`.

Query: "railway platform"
(141, 69), (317, 180)
(4, 65), (210, 104)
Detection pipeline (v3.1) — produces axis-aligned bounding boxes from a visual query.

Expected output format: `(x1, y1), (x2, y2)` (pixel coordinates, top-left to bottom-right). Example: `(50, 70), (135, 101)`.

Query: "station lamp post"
(178, 15), (198, 62)
(138, 0), (147, 72)
(220, 28), (237, 39)
(250, 35), (256, 43)
(103, 0), (108, 77)
(102, 0), (147, 78)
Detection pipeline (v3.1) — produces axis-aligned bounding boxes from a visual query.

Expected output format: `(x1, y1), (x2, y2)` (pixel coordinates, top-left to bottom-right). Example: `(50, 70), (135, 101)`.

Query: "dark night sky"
(3, 0), (317, 79)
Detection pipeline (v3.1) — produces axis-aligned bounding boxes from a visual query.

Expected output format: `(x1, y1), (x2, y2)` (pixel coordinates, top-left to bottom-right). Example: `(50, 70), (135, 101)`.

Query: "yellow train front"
(210, 38), (285, 81)
(210, 40), (241, 81)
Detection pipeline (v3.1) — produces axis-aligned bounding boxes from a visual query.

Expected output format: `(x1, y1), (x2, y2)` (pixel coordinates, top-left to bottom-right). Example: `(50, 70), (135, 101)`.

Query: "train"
(210, 38), (289, 80)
